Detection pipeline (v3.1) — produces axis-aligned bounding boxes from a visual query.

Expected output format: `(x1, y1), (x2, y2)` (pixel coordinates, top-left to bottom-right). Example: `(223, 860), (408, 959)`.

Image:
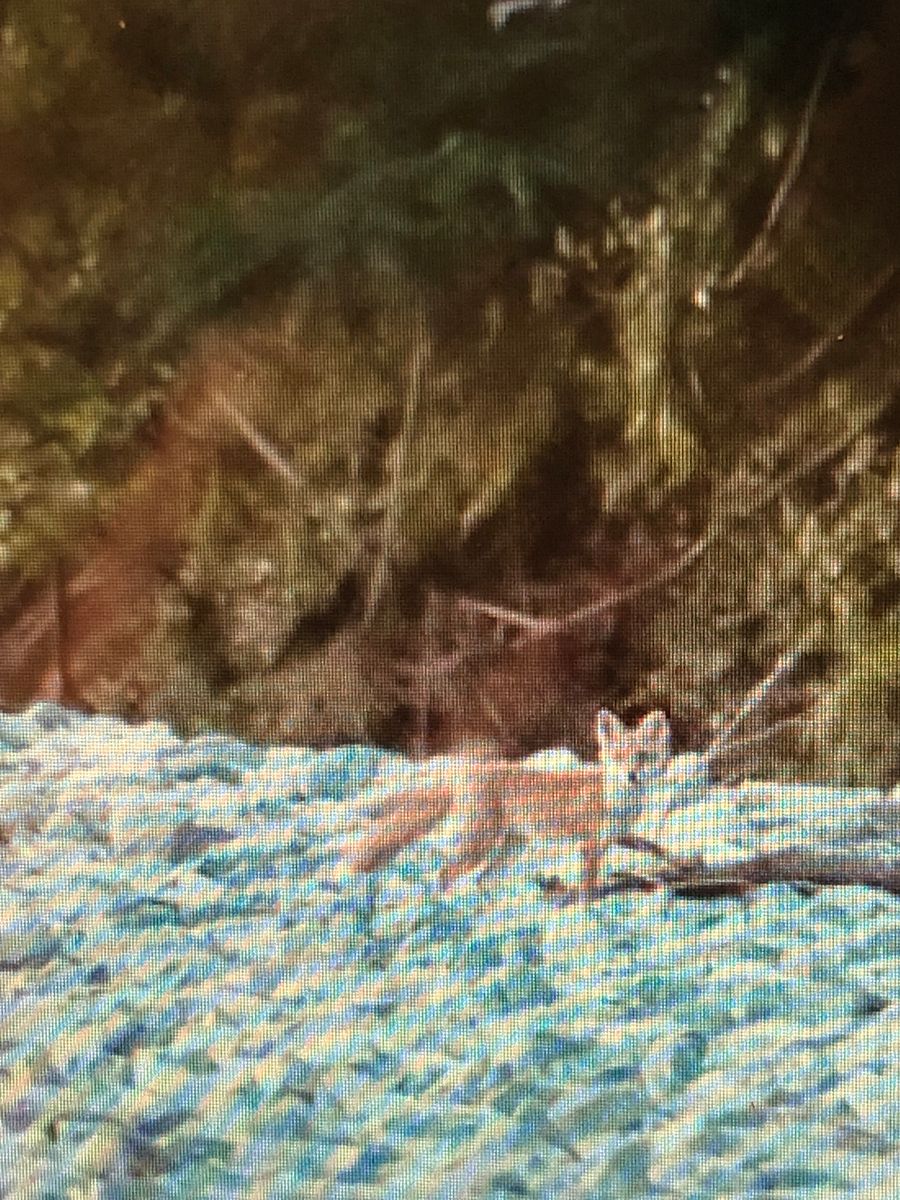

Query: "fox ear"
(637, 709), (671, 745)
(596, 708), (626, 744)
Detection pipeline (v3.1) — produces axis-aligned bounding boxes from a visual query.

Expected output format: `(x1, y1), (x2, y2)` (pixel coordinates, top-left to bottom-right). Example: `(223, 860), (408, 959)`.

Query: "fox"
(343, 708), (678, 897)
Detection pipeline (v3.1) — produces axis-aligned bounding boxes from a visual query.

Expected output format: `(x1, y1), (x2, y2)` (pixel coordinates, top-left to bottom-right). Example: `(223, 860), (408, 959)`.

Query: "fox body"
(345, 709), (674, 896)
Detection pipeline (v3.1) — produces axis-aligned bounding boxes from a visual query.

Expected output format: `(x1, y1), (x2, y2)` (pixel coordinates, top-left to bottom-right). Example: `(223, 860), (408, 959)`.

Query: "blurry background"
(0, 0), (897, 783)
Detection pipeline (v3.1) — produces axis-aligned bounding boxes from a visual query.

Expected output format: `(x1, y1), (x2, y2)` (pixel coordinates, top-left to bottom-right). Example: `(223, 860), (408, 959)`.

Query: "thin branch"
(457, 530), (714, 637)
(642, 646), (808, 848)
(722, 37), (839, 290)
(456, 596), (561, 633)
(362, 326), (430, 625)
(701, 649), (802, 766)
(742, 264), (899, 405)
(213, 391), (303, 488)
(704, 713), (804, 762)
(456, 328), (897, 650)
(460, 477), (504, 539)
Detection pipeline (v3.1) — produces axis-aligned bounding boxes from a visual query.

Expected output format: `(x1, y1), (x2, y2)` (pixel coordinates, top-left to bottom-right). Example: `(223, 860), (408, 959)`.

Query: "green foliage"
(1, 0), (897, 775)
(135, 260), (565, 736)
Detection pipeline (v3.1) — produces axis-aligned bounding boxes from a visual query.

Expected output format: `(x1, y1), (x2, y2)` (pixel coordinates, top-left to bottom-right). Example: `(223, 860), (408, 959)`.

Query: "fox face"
(597, 708), (672, 787)
(595, 708), (672, 835)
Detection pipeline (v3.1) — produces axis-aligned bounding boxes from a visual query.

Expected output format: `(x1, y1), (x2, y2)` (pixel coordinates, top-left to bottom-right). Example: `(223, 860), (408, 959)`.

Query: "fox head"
(595, 708), (672, 792)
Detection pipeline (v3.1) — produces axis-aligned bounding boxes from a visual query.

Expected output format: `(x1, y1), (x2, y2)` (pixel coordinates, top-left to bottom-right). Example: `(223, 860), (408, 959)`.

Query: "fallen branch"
(543, 846), (900, 903)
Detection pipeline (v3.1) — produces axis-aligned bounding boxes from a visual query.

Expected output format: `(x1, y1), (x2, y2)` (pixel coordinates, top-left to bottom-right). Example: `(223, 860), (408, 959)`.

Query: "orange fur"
(345, 785), (455, 873)
(345, 710), (675, 896)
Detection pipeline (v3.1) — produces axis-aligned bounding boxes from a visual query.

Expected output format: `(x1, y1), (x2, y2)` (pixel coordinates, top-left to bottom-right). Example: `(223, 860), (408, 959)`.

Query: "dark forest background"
(0, 0), (899, 785)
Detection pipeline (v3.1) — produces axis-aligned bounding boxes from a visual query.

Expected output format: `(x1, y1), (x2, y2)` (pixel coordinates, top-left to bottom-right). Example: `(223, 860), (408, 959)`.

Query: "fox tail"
(344, 786), (454, 873)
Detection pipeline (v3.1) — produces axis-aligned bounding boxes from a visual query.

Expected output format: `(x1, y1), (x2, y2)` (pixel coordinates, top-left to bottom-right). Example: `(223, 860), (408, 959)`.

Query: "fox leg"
(345, 786), (452, 874)
(542, 838), (608, 900)
(474, 831), (527, 885)
(438, 805), (502, 891)
(579, 838), (609, 895)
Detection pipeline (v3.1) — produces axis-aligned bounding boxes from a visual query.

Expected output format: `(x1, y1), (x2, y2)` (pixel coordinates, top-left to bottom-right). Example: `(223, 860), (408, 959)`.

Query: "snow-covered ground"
(1, 702), (899, 1198)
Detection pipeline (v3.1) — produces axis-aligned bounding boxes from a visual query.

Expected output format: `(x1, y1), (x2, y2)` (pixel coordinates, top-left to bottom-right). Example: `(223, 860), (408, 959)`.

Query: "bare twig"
(703, 713), (803, 763)
(722, 37), (839, 291)
(456, 329), (895, 650)
(362, 326), (430, 625)
(456, 596), (564, 633)
(701, 648), (803, 766)
(742, 264), (898, 405)
(641, 647), (806, 847)
(457, 529), (714, 638)
(213, 390), (303, 488)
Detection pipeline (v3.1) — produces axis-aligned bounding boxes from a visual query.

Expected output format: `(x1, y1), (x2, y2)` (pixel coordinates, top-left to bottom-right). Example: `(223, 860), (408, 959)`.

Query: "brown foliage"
(0, 329), (243, 713)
